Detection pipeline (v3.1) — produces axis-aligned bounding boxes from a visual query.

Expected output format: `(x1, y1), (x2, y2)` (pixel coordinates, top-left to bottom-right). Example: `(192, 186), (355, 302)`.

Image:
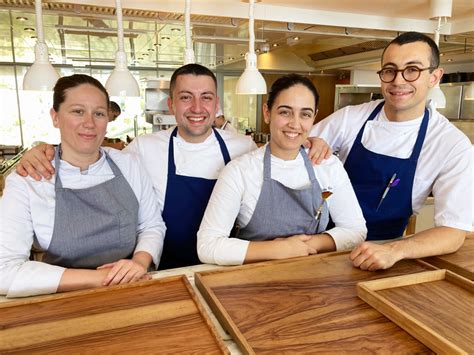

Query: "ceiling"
(0, 0), (473, 74)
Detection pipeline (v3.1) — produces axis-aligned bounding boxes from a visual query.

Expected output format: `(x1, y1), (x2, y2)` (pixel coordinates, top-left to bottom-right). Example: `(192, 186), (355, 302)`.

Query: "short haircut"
(109, 101), (121, 114)
(267, 74), (320, 111)
(382, 31), (440, 69)
(53, 74), (109, 111)
(169, 63), (217, 98)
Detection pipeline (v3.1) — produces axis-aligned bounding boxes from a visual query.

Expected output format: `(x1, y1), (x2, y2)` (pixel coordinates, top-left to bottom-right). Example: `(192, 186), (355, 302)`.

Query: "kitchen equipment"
(144, 79), (176, 131)
(334, 85), (382, 111)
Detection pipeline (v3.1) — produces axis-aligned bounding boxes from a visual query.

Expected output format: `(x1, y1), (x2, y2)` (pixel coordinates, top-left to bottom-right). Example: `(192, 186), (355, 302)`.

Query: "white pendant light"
(105, 0), (140, 97)
(23, 0), (60, 91)
(236, 0), (267, 95)
(428, 86), (446, 109)
(426, 1), (451, 109)
(183, 0), (195, 64)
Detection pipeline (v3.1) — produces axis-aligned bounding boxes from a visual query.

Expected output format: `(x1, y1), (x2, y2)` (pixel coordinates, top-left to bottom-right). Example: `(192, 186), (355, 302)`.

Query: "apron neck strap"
(263, 145), (317, 183)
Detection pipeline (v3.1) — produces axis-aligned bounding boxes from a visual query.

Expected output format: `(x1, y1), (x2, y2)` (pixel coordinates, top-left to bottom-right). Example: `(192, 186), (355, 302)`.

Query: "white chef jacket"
(0, 148), (166, 298)
(197, 145), (367, 266)
(310, 99), (473, 232)
(124, 127), (257, 214)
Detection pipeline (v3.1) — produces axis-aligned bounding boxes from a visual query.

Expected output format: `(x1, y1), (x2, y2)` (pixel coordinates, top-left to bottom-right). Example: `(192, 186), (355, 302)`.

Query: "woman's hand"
(245, 235), (317, 263)
(16, 144), (56, 180)
(97, 259), (149, 286)
(276, 235), (318, 259)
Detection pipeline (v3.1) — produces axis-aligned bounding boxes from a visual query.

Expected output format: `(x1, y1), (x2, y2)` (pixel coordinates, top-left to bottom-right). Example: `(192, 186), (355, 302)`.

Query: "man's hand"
(304, 137), (332, 165)
(16, 144), (56, 180)
(350, 242), (404, 271)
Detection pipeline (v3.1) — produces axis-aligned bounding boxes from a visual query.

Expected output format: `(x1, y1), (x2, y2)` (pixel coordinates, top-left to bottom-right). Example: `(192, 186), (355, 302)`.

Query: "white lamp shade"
(464, 83), (474, 101)
(236, 52), (267, 95)
(23, 43), (60, 91)
(105, 52), (140, 97)
(427, 85), (446, 109)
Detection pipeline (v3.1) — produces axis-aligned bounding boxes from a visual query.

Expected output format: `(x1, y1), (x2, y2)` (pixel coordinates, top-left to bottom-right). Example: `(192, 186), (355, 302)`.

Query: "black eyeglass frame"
(377, 66), (437, 83)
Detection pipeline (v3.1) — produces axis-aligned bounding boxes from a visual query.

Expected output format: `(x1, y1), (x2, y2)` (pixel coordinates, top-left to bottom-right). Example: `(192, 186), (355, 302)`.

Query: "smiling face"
(264, 84), (317, 160)
(51, 83), (109, 167)
(381, 41), (443, 121)
(167, 74), (219, 143)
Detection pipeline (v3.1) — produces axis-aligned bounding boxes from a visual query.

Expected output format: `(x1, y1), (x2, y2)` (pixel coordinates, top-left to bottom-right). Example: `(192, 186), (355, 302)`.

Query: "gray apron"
(43, 146), (139, 269)
(238, 145), (329, 241)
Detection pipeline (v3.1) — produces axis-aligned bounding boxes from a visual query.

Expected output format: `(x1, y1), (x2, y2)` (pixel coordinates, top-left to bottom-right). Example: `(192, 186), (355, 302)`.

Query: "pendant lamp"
(105, 0), (140, 97)
(426, 0), (451, 109)
(183, 0), (195, 64)
(235, 0), (266, 95)
(23, 0), (60, 91)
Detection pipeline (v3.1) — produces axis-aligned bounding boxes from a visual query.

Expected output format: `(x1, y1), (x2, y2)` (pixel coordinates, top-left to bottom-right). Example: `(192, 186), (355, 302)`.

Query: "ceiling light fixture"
(161, 36), (170, 40)
(272, 43), (279, 47)
(17, 16), (28, 21)
(235, 0), (266, 95)
(183, 0), (195, 64)
(24, 27), (35, 32)
(426, 0), (452, 109)
(23, 0), (60, 91)
(105, 0), (140, 97)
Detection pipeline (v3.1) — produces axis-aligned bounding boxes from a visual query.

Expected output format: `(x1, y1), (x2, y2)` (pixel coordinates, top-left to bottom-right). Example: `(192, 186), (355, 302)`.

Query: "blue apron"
(344, 101), (429, 240)
(159, 127), (231, 269)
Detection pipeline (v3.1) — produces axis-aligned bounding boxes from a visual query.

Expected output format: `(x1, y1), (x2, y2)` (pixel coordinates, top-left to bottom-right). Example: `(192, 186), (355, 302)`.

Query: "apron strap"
(353, 101), (385, 145)
(409, 107), (429, 162)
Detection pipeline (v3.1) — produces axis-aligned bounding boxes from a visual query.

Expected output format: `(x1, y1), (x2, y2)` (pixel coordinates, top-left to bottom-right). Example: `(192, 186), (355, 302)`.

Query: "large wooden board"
(423, 234), (474, 280)
(358, 269), (474, 354)
(0, 276), (228, 354)
(195, 252), (435, 354)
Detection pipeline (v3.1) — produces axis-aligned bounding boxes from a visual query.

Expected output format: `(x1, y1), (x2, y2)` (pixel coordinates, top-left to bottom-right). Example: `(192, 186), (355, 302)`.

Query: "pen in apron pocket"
(376, 173), (400, 211)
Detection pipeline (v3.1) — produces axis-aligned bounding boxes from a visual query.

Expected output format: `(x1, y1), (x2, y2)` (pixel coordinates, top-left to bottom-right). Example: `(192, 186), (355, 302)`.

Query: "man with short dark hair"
(310, 31), (472, 271)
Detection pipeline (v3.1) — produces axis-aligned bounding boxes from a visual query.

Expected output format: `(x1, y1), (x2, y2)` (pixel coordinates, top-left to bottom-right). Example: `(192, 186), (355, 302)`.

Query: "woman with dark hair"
(197, 74), (366, 265)
(0, 74), (166, 298)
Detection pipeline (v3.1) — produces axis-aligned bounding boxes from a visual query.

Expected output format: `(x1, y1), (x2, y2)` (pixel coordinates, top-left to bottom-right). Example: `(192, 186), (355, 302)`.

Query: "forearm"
(132, 251), (153, 270)
(57, 268), (110, 293)
(306, 233), (337, 253)
(244, 240), (284, 263)
(384, 226), (466, 261)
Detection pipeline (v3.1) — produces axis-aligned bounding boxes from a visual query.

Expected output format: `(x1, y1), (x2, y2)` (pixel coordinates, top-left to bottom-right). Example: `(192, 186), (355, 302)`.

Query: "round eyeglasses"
(377, 66), (436, 83)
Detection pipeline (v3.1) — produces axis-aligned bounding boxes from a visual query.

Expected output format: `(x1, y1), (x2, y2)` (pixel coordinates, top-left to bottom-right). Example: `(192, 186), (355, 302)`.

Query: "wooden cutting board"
(423, 233), (474, 280)
(195, 252), (435, 354)
(0, 276), (228, 354)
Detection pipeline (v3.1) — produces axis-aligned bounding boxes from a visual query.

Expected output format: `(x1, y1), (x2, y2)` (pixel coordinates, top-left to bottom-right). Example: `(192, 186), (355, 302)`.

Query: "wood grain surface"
(423, 234), (474, 280)
(0, 276), (228, 354)
(195, 252), (435, 354)
(358, 270), (474, 354)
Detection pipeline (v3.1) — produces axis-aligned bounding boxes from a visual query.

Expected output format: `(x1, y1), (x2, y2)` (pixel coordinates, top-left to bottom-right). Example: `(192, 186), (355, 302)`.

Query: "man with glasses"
(310, 31), (472, 271)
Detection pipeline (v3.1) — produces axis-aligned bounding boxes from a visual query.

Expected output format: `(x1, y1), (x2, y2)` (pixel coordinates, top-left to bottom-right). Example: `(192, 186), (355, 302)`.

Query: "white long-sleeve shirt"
(0, 148), (166, 298)
(310, 99), (473, 231)
(197, 145), (367, 265)
(124, 127), (257, 214)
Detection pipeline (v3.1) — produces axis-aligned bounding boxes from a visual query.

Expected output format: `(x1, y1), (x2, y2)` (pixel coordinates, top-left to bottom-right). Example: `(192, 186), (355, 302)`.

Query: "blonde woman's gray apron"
(238, 145), (329, 241)
(43, 146), (139, 268)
